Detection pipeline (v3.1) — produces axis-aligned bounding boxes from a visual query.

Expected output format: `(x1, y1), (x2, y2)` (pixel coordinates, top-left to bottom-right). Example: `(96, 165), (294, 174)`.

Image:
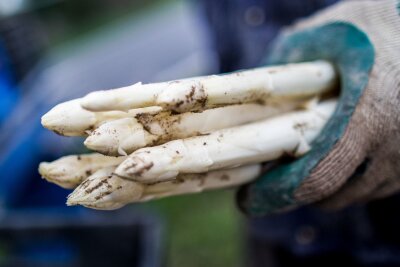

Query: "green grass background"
(144, 190), (246, 267)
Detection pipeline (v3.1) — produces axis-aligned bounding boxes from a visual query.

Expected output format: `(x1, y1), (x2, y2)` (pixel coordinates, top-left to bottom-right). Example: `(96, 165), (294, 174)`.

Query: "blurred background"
(0, 0), (247, 266)
(2, 0), (364, 266)
(2, 0), (399, 266)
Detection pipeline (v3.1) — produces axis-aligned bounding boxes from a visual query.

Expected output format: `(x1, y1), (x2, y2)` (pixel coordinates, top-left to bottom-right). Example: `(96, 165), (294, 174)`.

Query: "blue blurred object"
(0, 37), (18, 125)
(199, 0), (339, 72)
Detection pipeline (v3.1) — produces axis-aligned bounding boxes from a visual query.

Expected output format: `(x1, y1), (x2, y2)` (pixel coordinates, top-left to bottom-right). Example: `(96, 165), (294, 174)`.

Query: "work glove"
(238, 0), (400, 216)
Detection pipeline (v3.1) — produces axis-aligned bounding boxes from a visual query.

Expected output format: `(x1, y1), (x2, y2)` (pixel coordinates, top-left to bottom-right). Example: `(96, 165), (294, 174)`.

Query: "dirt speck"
(95, 190), (113, 200)
(172, 177), (185, 184)
(169, 80), (181, 84)
(53, 129), (64, 136)
(175, 100), (184, 109)
(220, 174), (230, 181)
(135, 162), (154, 176)
(293, 122), (309, 134)
(198, 176), (206, 186)
(85, 178), (109, 194)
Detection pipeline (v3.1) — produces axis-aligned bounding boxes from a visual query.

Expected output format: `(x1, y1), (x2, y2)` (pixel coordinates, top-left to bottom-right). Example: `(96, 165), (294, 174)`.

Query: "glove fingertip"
(236, 183), (277, 217)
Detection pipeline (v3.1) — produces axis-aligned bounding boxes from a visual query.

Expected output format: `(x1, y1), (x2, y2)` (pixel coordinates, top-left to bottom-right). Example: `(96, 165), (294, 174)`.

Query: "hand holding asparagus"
(39, 60), (338, 210)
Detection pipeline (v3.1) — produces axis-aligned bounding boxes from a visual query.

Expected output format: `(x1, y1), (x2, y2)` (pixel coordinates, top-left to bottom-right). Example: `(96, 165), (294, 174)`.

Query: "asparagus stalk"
(84, 117), (157, 156)
(80, 61), (336, 113)
(67, 166), (144, 210)
(40, 99), (128, 136)
(141, 164), (261, 201)
(38, 153), (125, 188)
(114, 100), (337, 183)
(84, 102), (301, 156)
(67, 164), (261, 210)
(41, 99), (161, 136)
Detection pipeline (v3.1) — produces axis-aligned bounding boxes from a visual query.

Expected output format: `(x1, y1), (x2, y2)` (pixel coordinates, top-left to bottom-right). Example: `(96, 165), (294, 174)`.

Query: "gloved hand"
(238, 0), (400, 216)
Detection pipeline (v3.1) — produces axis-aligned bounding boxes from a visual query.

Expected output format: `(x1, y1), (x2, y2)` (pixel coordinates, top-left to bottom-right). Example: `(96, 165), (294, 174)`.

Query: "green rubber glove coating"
(397, 0), (400, 14)
(238, 22), (375, 216)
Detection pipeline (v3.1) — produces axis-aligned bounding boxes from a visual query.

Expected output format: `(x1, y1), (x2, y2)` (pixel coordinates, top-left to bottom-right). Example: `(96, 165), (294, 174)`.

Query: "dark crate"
(0, 207), (163, 267)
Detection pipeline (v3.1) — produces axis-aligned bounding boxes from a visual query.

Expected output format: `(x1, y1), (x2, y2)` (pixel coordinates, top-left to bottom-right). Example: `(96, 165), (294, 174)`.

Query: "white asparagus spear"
(38, 153), (125, 189)
(41, 98), (162, 136)
(67, 164), (261, 210)
(41, 99), (128, 136)
(80, 61), (336, 113)
(114, 100), (337, 183)
(67, 166), (145, 210)
(84, 117), (157, 156)
(84, 102), (301, 156)
(141, 164), (261, 201)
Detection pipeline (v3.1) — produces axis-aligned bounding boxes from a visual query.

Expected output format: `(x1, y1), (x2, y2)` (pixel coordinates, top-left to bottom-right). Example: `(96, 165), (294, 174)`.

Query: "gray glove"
(238, 0), (400, 216)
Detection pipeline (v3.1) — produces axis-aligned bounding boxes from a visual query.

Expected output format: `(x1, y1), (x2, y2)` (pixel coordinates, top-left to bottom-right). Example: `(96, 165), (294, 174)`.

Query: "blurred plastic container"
(0, 208), (163, 267)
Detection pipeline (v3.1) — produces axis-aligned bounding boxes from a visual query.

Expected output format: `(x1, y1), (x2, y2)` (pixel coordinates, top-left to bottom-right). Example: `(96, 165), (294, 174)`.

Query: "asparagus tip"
(41, 99), (96, 136)
(38, 161), (80, 189)
(67, 170), (145, 210)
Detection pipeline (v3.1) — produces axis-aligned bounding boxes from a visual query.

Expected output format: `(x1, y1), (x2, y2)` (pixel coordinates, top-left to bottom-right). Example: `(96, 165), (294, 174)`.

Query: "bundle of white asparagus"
(39, 60), (338, 210)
